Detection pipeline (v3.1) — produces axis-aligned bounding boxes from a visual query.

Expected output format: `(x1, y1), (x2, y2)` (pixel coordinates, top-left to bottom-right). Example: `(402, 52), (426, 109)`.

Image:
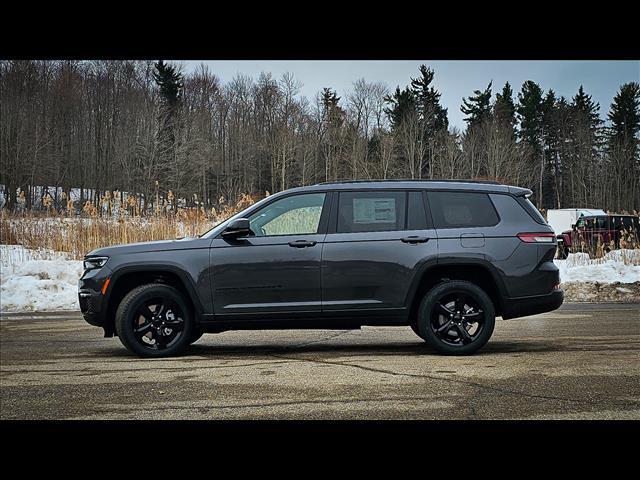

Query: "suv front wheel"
(115, 283), (194, 357)
(415, 280), (495, 355)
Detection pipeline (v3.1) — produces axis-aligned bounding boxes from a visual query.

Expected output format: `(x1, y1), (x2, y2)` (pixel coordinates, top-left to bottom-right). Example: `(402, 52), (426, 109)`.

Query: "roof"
(279, 179), (533, 196)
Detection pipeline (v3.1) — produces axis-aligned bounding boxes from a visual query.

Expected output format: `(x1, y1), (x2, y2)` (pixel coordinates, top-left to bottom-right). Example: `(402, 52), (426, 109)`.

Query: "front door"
(210, 192), (329, 319)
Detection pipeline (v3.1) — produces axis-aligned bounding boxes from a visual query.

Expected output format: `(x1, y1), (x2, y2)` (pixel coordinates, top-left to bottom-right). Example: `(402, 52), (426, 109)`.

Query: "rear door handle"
(400, 236), (429, 244)
(288, 240), (317, 248)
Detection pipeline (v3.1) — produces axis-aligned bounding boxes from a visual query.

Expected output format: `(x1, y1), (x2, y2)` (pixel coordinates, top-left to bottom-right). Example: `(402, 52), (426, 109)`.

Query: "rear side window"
(428, 191), (499, 229)
(337, 191), (405, 233)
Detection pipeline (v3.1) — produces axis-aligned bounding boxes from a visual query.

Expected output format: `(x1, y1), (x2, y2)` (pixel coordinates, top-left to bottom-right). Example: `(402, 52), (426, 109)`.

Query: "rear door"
(321, 189), (438, 315)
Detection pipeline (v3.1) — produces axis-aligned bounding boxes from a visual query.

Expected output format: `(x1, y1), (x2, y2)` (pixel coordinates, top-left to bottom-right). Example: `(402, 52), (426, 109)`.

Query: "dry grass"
(1, 193), (257, 260)
(3, 189), (639, 265)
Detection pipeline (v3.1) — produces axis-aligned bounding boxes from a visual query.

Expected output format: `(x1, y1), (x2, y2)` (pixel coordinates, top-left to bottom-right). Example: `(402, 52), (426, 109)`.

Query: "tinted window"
(407, 191), (429, 230)
(519, 197), (547, 225)
(428, 191), (499, 229)
(248, 193), (326, 236)
(337, 191), (406, 233)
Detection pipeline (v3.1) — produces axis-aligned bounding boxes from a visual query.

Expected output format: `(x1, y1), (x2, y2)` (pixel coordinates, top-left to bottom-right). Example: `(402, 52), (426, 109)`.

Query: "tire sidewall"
(417, 280), (495, 355)
(116, 284), (193, 357)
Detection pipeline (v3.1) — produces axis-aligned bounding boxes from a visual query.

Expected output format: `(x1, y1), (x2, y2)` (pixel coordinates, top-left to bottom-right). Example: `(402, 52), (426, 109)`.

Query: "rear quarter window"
(428, 191), (499, 229)
(516, 197), (547, 225)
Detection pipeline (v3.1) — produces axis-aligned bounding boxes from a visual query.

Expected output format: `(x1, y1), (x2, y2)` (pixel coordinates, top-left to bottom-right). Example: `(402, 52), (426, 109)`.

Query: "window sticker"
(353, 198), (396, 224)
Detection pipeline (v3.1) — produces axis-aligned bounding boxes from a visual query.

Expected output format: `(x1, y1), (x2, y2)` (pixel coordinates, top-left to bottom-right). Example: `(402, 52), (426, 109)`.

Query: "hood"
(86, 237), (212, 257)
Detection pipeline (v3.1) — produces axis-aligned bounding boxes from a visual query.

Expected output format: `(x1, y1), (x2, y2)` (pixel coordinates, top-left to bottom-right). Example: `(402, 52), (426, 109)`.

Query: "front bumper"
(78, 289), (106, 326)
(501, 289), (564, 320)
(78, 265), (112, 329)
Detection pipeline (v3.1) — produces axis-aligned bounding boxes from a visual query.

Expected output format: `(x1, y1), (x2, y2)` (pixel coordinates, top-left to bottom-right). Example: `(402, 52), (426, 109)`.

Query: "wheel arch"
(104, 264), (203, 336)
(406, 260), (506, 324)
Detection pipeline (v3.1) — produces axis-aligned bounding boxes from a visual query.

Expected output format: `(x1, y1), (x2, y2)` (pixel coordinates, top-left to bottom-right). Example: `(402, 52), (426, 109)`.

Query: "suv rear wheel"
(415, 280), (495, 355)
(115, 283), (193, 357)
(189, 328), (204, 345)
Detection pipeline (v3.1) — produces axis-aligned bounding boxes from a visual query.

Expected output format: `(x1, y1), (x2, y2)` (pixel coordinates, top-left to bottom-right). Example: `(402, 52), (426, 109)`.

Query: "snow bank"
(1, 245), (83, 312)
(556, 249), (640, 284)
(1, 245), (639, 312)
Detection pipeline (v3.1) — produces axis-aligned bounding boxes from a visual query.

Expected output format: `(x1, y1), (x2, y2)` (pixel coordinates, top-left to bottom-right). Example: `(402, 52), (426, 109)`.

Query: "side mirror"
(222, 218), (253, 239)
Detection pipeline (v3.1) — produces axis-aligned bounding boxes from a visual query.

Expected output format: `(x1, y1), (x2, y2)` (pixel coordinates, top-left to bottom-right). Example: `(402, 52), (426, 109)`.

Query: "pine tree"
(516, 80), (545, 204)
(607, 82), (640, 153)
(494, 82), (516, 135)
(383, 86), (416, 130)
(461, 81), (493, 128)
(572, 85), (602, 132)
(321, 87), (344, 127)
(153, 60), (184, 209)
(516, 80), (545, 152)
(541, 90), (561, 207)
(153, 60), (183, 107)
(606, 82), (640, 210)
(320, 87), (345, 180)
(409, 65), (448, 132)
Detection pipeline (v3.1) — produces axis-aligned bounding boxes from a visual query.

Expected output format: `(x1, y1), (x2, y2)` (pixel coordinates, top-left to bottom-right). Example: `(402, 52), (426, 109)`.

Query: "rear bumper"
(501, 289), (564, 320)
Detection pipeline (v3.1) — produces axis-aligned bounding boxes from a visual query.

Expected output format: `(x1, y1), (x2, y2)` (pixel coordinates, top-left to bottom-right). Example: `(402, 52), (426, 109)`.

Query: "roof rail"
(315, 179), (502, 186)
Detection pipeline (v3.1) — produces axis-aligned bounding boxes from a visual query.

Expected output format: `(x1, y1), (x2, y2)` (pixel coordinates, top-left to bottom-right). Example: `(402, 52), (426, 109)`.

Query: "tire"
(416, 280), (495, 355)
(115, 283), (194, 357)
(410, 323), (425, 340)
(189, 328), (204, 345)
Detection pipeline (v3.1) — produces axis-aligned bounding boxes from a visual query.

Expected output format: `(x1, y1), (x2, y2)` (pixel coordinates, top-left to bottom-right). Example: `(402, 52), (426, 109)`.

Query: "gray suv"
(79, 180), (563, 357)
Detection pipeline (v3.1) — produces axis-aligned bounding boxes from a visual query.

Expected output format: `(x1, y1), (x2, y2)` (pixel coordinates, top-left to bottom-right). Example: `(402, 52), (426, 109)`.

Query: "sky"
(180, 60), (639, 131)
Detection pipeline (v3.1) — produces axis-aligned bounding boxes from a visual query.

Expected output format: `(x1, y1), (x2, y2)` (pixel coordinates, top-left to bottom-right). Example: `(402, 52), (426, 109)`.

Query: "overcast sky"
(180, 60), (639, 131)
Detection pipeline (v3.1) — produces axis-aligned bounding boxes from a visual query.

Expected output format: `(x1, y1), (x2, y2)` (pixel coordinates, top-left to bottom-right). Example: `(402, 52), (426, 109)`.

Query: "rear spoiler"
(508, 186), (533, 197)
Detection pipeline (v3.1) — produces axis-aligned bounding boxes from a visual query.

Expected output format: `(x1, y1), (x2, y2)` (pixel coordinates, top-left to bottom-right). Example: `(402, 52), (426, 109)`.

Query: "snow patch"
(1, 245), (83, 312)
(556, 249), (640, 284)
(1, 244), (639, 313)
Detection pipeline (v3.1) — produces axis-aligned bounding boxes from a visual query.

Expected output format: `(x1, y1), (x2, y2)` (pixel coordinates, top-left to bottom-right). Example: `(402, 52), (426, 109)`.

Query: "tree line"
(1, 60), (638, 213)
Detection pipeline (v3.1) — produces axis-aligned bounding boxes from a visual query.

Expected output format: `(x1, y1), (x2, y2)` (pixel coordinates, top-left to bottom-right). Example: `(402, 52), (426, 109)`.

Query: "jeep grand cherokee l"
(79, 180), (563, 357)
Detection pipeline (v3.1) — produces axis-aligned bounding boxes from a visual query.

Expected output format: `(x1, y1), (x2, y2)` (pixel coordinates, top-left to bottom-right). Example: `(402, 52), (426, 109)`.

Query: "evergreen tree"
(153, 60), (184, 209)
(607, 82), (640, 153)
(541, 90), (561, 207)
(319, 87), (345, 180)
(516, 80), (545, 204)
(321, 87), (344, 127)
(606, 82), (640, 210)
(409, 65), (448, 131)
(494, 82), (516, 135)
(570, 85), (603, 172)
(516, 80), (545, 152)
(384, 86), (416, 130)
(153, 60), (183, 107)
(461, 81), (493, 128)
(572, 85), (602, 131)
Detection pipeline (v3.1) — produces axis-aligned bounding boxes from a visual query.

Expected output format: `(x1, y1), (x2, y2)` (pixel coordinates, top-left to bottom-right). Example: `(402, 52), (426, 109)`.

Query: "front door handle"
(401, 236), (429, 244)
(288, 240), (317, 248)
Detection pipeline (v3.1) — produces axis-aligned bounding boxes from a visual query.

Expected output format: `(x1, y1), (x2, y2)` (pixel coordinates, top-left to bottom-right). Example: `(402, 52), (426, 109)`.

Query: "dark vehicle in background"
(556, 214), (640, 259)
(79, 180), (563, 358)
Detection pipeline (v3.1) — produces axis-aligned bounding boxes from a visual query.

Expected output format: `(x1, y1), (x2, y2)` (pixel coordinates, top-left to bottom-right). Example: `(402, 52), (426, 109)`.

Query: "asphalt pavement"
(1, 303), (638, 419)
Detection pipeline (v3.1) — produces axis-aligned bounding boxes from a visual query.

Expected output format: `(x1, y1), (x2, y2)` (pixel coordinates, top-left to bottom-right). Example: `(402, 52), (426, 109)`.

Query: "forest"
(1, 60), (639, 214)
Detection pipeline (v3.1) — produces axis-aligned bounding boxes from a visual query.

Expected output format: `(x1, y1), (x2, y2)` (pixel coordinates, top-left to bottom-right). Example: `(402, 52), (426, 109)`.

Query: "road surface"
(1, 304), (639, 419)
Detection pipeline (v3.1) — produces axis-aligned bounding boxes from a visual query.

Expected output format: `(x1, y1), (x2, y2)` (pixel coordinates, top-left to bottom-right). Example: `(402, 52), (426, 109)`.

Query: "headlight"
(83, 256), (109, 271)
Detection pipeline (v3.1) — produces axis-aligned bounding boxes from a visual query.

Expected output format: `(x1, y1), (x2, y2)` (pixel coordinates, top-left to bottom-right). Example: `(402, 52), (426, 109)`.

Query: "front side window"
(337, 191), (406, 233)
(428, 191), (499, 229)
(248, 193), (326, 237)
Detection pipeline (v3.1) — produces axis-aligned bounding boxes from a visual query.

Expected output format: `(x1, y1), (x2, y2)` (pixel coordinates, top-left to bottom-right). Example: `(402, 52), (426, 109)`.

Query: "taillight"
(517, 232), (556, 243)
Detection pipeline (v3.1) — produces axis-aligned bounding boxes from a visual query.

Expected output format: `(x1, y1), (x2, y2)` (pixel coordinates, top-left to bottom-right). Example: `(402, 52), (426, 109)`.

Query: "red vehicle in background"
(557, 214), (640, 258)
